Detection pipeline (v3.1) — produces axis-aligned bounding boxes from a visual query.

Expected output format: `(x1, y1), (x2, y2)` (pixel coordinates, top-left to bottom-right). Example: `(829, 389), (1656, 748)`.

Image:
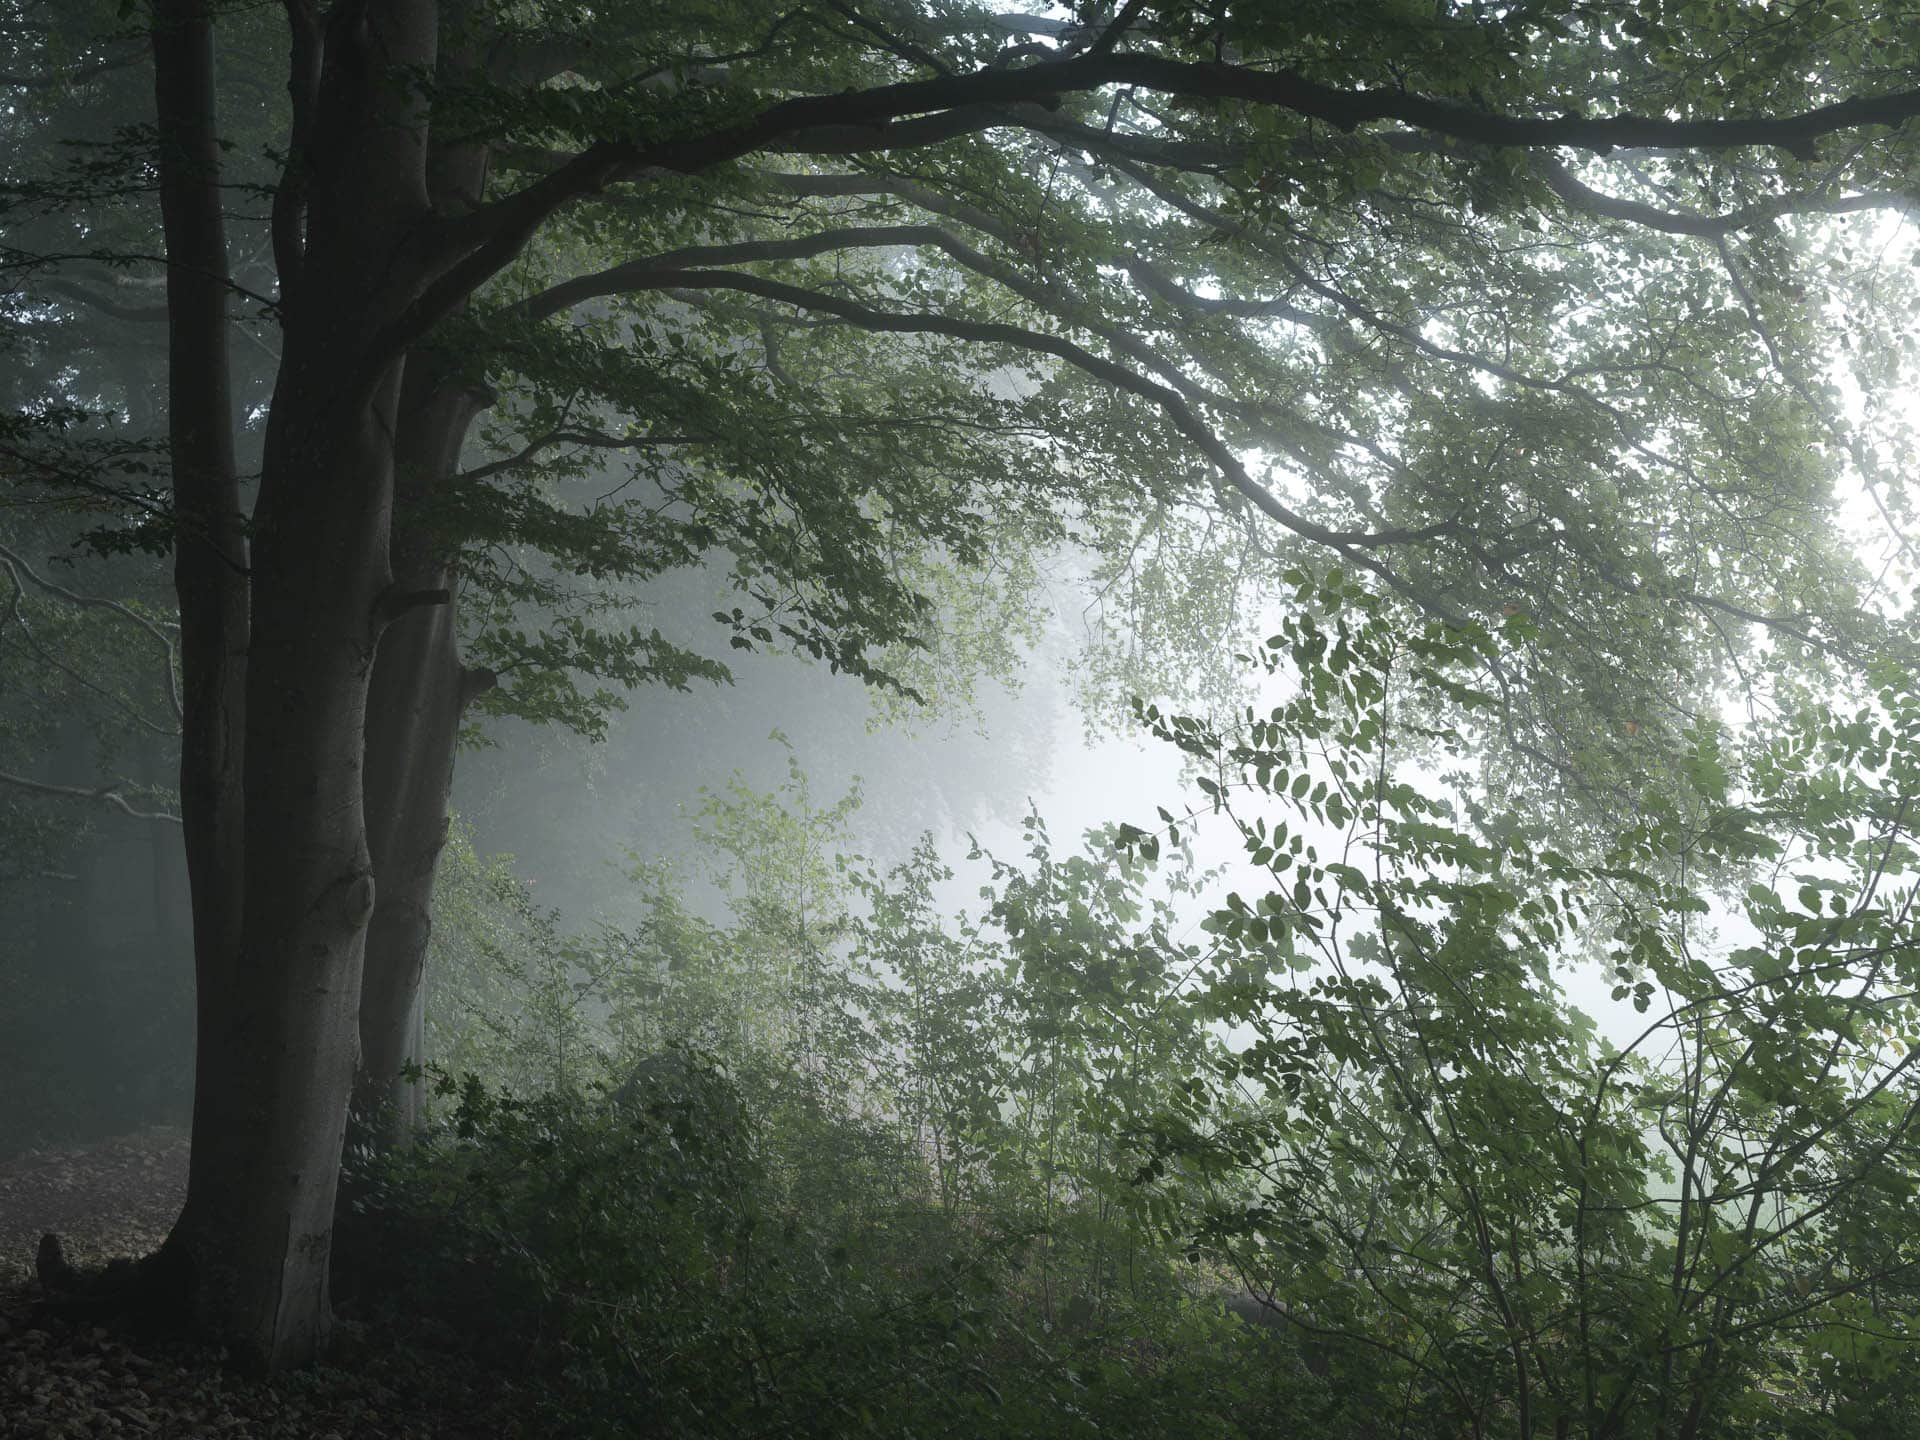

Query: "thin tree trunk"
(152, 0), (244, 1034)
(348, 61), (496, 1154)
(351, 375), (493, 1154)
(149, 0), (251, 1340)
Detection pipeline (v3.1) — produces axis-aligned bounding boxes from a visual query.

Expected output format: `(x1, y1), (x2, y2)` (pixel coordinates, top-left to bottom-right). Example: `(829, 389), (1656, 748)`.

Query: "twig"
(0, 768), (181, 823)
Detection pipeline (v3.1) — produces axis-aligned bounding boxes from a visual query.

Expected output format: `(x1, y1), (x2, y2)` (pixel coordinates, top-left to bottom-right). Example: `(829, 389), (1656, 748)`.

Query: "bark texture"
(150, 0), (251, 1349)
(350, 372), (492, 1155)
(348, 45), (497, 1157)
(155, 0), (438, 1370)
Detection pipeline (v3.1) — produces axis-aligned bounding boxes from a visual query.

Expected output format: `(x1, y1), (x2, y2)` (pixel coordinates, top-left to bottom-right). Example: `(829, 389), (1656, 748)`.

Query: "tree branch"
(1085, 0), (1146, 60)
(1714, 234), (1918, 566)
(39, 278), (170, 322)
(517, 225), (943, 320)
(9, 252), (281, 313)
(521, 216), (1396, 499)
(0, 768), (181, 823)
(758, 167), (1018, 244)
(752, 171), (1376, 468)
(0, 540), (183, 724)
(457, 665), (498, 707)
(0, 44), (144, 89)
(1539, 156), (1912, 237)
(820, 0), (950, 76)
(372, 584), (451, 629)
(271, 0), (322, 291)
(389, 52), (1920, 382)
(453, 429), (712, 485)
(636, 268), (1450, 572)
(1092, 148), (1738, 504)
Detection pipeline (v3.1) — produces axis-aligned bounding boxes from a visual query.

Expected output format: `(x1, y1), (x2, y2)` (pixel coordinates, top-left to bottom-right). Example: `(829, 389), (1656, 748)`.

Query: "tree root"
(31, 1232), (195, 1333)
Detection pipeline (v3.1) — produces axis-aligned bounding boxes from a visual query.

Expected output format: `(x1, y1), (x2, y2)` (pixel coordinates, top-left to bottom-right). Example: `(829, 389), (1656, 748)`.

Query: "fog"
(8, 4), (1920, 1428)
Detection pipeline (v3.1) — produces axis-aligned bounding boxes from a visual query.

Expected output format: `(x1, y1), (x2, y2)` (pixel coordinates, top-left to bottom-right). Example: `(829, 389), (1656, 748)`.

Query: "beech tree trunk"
(353, 600), (446, 1149)
(351, 370), (493, 1155)
(151, 0), (253, 1348)
(349, 66), (497, 1156)
(154, 0), (438, 1369)
(174, 393), (388, 1366)
(152, 0), (244, 1020)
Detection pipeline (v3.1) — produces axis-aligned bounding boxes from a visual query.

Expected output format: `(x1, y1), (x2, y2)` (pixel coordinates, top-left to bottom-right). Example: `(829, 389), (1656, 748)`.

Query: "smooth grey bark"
(347, 34), (497, 1157)
(155, 0), (438, 1370)
(353, 588), (459, 1153)
(150, 0), (252, 1347)
(350, 372), (494, 1155)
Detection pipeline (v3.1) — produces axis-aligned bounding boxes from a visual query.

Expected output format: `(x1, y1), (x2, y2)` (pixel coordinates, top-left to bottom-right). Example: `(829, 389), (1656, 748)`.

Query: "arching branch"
(595, 267), (1457, 579)
(1539, 157), (1912, 237)
(518, 225), (945, 320)
(1089, 149), (1742, 506)
(453, 429), (714, 485)
(389, 51), (1920, 380)
(0, 540), (183, 724)
(38, 278), (170, 322)
(521, 219), (1402, 488)
(0, 768), (181, 823)
(1714, 235), (1918, 566)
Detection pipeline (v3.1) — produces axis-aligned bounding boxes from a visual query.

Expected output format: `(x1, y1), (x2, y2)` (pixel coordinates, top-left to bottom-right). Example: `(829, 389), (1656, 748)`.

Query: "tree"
(6, 0), (1920, 1368)
(1112, 577), (1920, 1437)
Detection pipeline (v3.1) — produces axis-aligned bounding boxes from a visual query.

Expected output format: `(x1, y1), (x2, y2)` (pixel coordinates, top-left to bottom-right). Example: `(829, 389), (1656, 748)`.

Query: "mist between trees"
(6, 2), (1920, 1436)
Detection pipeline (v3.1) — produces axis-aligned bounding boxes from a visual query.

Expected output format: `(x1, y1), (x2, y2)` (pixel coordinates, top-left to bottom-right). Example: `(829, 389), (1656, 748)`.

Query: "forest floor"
(0, 1130), (541, 1439)
(0, 1128), (187, 1290)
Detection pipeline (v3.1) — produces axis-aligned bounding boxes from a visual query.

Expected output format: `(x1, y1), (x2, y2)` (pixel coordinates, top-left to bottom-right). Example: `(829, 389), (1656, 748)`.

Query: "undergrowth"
(336, 1057), (1366, 1440)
